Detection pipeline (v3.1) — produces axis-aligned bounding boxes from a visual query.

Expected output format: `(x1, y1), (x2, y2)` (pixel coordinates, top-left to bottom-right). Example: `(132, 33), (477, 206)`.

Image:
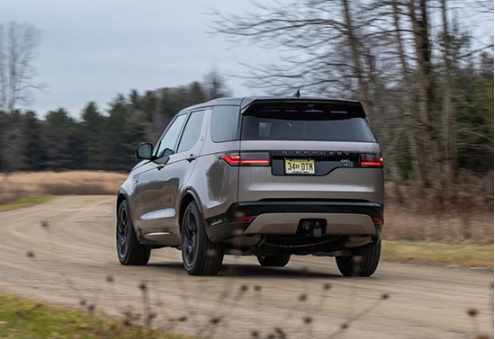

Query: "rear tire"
(181, 201), (224, 276)
(257, 252), (291, 267)
(116, 200), (151, 265)
(336, 241), (381, 277)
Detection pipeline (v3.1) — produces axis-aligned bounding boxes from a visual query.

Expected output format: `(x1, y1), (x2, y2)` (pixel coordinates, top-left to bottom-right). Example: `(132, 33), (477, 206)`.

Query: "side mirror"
(135, 143), (154, 160)
(162, 148), (174, 157)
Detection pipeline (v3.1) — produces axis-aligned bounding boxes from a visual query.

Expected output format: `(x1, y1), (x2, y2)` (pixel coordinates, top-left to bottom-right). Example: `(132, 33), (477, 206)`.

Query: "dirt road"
(0, 196), (492, 338)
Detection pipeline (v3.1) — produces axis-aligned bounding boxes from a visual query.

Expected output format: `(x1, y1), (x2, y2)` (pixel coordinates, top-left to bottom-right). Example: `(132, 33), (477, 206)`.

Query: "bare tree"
(210, 1), (376, 105)
(0, 22), (42, 113)
(203, 68), (231, 100)
(210, 0), (493, 195)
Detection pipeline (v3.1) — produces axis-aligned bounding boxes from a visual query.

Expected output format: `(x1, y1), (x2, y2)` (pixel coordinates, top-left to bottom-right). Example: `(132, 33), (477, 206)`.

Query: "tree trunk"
(408, 0), (442, 190)
(440, 0), (457, 195)
(392, 0), (424, 188)
(341, 0), (370, 114)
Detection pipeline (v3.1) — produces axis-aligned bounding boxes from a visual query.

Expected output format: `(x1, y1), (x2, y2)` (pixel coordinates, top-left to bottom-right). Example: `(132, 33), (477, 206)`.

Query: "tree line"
(0, 56), (492, 187)
(211, 0), (494, 196)
(1, 6), (493, 199)
(0, 73), (230, 172)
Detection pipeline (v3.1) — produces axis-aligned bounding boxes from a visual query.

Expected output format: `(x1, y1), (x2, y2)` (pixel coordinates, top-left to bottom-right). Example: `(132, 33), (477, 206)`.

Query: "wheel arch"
(117, 189), (136, 227)
(179, 189), (205, 236)
(117, 190), (127, 212)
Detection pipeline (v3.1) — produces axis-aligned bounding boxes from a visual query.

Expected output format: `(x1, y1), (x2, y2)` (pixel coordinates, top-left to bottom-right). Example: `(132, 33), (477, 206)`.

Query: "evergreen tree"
(41, 108), (80, 170)
(188, 81), (206, 106)
(104, 95), (147, 171)
(203, 69), (230, 100)
(20, 111), (46, 171)
(0, 110), (25, 172)
(81, 102), (105, 170)
(0, 71), (233, 172)
(129, 89), (142, 110)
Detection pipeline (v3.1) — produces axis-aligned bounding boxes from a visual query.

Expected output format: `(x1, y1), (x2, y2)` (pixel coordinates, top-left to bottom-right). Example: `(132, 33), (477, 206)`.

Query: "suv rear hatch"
(225, 99), (384, 203)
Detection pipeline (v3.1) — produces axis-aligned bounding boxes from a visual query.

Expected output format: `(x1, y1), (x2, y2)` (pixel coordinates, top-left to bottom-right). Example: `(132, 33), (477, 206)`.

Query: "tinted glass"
(177, 111), (204, 153)
(241, 115), (376, 142)
(211, 106), (239, 142)
(156, 114), (187, 158)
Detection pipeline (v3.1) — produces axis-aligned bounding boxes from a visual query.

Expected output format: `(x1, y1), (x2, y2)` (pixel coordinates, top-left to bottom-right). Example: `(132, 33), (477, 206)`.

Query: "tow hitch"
(298, 219), (327, 237)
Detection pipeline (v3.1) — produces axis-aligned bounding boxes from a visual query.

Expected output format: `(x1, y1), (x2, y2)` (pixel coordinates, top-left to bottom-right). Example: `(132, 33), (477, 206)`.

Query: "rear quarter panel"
(186, 152), (239, 220)
(186, 105), (241, 219)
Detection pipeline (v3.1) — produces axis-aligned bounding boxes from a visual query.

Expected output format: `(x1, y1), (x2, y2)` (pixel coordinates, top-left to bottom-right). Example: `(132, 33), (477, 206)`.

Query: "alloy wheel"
(117, 206), (128, 258)
(183, 211), (198, 267)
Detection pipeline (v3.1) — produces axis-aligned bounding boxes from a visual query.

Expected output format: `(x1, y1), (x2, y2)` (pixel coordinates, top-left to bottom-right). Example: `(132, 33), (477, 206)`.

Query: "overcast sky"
(2, 1), (493, 118)
(2, 0), (281, 117)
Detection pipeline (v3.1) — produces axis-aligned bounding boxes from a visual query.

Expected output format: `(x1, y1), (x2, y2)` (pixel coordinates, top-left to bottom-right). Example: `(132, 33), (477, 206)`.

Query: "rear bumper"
(205, 200), (383, 242)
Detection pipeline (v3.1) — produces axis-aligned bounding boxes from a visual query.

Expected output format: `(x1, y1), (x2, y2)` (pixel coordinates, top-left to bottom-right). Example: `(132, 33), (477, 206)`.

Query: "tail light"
(232, 215), (255, 223)
(220, 152), (270, 166)
(360, 153), (383, 168)
(373, 217), (383, 224)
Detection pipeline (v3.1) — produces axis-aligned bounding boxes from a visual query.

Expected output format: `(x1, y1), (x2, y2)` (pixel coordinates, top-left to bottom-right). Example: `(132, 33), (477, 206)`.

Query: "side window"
(156, 114), (187, 158)
(211, 106), (239, 142)
(177, 110), (204, 153)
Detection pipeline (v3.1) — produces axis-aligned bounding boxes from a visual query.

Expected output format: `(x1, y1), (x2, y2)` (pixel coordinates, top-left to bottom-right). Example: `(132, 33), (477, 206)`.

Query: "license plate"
(285, 159), (315, 175)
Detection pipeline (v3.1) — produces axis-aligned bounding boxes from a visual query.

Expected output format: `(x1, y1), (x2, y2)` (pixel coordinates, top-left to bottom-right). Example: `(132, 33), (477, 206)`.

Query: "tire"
(336, 241), (381, 277)
(116, 200), (151, 265)
(181, 201), (224, 276)
(257, 252), (291, 267)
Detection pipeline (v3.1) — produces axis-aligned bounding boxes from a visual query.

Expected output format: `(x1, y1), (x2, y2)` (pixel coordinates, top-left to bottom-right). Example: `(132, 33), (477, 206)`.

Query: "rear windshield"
(241, 110), (377, 142)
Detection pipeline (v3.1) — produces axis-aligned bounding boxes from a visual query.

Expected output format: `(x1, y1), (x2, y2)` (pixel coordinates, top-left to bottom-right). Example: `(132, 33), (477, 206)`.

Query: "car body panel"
(189, 108), (241, 220)
(237, 140), (383, 203)
(243, 213), (376, 236)
(122, 109), (210, 245)
(238, 166), (383, 203)
(186, 154), (240, 220)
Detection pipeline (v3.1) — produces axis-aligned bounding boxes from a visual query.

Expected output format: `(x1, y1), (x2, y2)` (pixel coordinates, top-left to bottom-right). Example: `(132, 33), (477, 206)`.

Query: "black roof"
(178, 96), (362, 114)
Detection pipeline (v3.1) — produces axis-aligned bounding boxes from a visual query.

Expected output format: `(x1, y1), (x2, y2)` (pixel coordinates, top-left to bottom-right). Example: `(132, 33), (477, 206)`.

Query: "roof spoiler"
(240, 99), (366, 117)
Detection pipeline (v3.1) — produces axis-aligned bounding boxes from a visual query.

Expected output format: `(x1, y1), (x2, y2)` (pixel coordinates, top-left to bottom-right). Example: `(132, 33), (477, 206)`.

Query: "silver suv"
(116, 96), (384, 276)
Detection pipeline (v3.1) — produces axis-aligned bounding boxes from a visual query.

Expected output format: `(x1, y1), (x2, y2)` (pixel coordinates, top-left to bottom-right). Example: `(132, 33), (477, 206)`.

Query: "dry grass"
(384, 178), (494, 245)
(0, 171), (493, 244)
(0, 171), (127, 204)
(384, 203), (494, 245)
(382, 240), (493, 268)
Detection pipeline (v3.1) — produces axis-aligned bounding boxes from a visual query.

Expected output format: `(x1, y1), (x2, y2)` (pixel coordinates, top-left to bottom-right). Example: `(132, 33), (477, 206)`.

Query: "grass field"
(0, 171), (127, 204)
(382, 240), (493, 268)
(0, 291), (192, 339)
(0, 196), (56, 213)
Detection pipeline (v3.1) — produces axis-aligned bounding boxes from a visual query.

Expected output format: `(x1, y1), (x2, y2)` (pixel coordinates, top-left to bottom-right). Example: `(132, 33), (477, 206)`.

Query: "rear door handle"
(186, 154), (197, 162)
(156, 164), (165, 170)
